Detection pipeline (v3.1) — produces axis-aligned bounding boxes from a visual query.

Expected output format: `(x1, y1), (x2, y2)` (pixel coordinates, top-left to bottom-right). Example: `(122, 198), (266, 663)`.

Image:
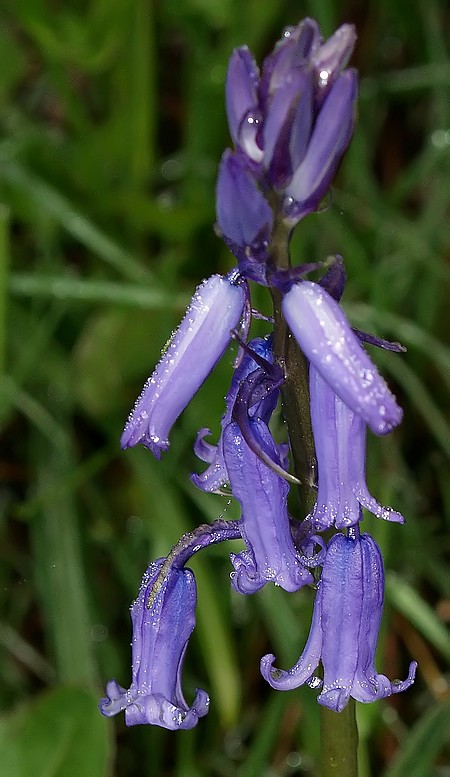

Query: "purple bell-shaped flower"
(261, 532), (417, 711)
(99, 560), (209, 729)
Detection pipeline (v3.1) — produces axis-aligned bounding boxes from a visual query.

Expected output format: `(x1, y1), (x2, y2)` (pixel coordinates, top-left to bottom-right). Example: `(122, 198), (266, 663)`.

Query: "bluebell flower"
(224, 419), (317, 593)
(282, 281), (403, 434)
(261, 532), (417, 710)
(121, 272), (246, 457)
(309, 365), (405, 529)
(99, 560), (209, 729)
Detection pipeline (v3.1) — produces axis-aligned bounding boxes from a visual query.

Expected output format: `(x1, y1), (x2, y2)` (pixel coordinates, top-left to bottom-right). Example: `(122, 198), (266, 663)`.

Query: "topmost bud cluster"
(217, 18), (357, 283)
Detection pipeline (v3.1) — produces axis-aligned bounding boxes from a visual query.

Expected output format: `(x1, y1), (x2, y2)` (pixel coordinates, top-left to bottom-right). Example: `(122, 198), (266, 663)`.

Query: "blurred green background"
(0, 0), (449, 775)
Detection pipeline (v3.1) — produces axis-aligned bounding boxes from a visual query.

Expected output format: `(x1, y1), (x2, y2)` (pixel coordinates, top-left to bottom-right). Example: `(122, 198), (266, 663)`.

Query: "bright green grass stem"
(270, 217), (359, 777)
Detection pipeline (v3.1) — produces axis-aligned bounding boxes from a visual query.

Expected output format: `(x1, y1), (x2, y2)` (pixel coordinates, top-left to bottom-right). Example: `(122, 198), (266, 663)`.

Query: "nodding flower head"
(282, 281), (403, 434)
(99, 560), (209, 730)
(121, 272), (246, 457)
(261, 532), (417, 710)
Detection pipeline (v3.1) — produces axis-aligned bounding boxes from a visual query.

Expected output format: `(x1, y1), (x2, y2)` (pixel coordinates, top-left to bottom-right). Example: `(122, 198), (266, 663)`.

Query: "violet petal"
(216, 150), (272, 282)
(226, 47), (262, 161)
(191, 335), (275, 493)
(309, 366), (405, 528)
(284, 70), (358, 222)
(282, 281), (403, 434)
(260, 579), (323, 690)
(121, 273), (245, 456)
(99, 560), (209, 730)
(224, 419), (313, 593)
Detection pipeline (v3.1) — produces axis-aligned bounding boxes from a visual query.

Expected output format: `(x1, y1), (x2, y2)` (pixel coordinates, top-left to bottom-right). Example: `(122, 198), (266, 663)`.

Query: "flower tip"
(120, 425), (168, 459)
(260, 653), (278, 682)
(318, 686), (350, 712)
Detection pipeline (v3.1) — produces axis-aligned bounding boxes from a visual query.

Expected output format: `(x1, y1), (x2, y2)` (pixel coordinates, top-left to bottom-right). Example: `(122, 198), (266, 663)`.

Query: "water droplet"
(431, 129), (450, 149)
(360, 369), (373, 387)
(319, 69), (330, 87)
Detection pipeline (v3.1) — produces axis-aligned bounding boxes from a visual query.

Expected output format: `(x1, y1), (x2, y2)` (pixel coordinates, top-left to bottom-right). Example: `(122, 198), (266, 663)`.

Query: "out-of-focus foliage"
(0, 0), (449, 775)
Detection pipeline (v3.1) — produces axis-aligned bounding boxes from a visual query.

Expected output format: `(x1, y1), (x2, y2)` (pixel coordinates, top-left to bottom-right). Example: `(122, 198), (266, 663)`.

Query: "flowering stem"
(320, 702), (359, 777)
(269, 218), (316, 513)
(269, 215), (359, 777)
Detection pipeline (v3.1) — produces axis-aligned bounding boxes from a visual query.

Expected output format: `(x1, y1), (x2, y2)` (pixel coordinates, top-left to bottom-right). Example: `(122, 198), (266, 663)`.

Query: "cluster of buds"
(100, 18), (416, 731)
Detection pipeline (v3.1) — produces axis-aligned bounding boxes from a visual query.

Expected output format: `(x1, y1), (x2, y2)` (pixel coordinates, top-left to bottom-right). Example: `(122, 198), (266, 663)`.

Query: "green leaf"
(383, 699), (450, 777)
(386, 573), (450, 661)
(0, 686), (113, 777)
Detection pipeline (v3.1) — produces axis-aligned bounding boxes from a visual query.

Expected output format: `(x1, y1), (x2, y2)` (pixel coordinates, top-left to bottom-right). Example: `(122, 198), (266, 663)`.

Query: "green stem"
(269, 217), (316, 514)
(269, 214), (359, 777)
(320, 702), (359, 776)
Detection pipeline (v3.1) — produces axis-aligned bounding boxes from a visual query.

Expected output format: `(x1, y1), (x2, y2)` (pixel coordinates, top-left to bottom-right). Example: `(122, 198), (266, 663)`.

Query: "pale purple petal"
(259, 18), (321, 107)
(191, 335), (275, 493)
(263, 70), (313, 188)
(311, 24), (357, 103)
(193, 428), (217, 464)
(282, 281), (403, 434)
(318, 533), (363, 711)
(121, 273), (245, 456)
(352, 536), (417, 702)
(216, 150), (272, 283)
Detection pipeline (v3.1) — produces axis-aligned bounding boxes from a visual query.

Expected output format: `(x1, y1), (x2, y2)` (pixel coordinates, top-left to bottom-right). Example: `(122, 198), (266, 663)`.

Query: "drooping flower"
(99, 560), (209, 730)
(261, 531), (417, 711)
(223, 419), (317, 594)
(282, 281), (402, 434)
(309, 365), (405, 529)
(121, 271), (246, 457)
